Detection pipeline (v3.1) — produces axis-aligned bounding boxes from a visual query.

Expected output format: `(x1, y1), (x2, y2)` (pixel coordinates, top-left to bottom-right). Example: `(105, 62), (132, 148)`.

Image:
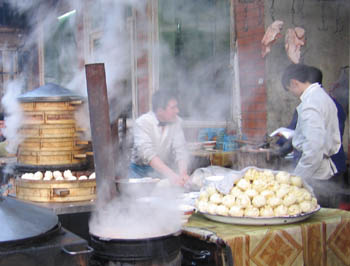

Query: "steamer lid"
(0, 197), (59, 243)
(17, 83), (84, 102)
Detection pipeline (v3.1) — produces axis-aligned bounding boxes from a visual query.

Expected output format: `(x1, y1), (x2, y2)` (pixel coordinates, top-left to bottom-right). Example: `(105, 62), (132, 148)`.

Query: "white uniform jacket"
(293, 83), (341, 180)
(130, 111), (188, 167)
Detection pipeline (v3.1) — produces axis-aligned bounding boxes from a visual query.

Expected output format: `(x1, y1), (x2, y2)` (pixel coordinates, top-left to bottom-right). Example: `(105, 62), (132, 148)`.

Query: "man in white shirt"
(129, 89), (189, 186)
(281, 64), (341, 207)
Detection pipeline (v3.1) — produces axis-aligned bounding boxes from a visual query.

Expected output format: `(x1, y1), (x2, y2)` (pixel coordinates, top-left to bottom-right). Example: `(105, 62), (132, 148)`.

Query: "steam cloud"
(1, 79), (24, 154)
(0, 0), (261, 239)
(89, 182), (183, 239)
(2, 0), (185, 238)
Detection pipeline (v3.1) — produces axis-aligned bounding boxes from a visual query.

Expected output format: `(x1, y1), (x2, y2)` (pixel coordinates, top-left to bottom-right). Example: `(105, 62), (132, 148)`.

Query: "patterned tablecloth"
(183, 208), (350, 266)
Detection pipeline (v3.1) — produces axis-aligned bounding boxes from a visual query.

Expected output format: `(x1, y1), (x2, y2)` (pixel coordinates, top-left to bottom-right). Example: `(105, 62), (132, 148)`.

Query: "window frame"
(148, 0), (241, 131)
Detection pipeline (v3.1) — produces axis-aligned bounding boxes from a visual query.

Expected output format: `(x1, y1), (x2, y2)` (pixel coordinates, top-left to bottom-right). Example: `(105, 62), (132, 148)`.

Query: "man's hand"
(273, 138), (293, 157)
(180, 173), (190, 186)
(168, 173), (190, 186)
(149, 157), (190, 186)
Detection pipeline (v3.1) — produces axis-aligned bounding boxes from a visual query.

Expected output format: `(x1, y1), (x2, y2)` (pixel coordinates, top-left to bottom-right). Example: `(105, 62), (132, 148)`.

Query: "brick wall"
(76, 8), (85, 71)
(135, 7), (150, 115)
(233, 0), (267, 140)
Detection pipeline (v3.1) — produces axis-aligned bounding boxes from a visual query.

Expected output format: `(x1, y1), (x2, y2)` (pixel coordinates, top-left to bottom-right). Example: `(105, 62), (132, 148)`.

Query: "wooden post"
(85, 63), (117, 204)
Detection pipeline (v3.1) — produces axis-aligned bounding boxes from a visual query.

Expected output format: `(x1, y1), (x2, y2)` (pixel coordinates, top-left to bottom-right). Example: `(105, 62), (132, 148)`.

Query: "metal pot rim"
(90, 230), (181, 242)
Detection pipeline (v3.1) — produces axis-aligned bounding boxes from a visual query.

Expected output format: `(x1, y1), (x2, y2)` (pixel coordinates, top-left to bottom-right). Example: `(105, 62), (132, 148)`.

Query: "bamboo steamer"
(21, 101), (80, 111)
(20, 96), (82, 125)
(15, 84), (95, 203)
(17, 149), (88, 165)
(17, 83), (88, 166)
(19, 138), (89, 151)
(19, 124), (84, 138)
(15, 178), (96, 202)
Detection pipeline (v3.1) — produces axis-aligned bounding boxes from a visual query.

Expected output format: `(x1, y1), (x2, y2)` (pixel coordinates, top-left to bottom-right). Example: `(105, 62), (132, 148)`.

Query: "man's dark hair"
(281, 64), (311, 91)
(152, 89), (178, 112)
(308, 66), (323, 85)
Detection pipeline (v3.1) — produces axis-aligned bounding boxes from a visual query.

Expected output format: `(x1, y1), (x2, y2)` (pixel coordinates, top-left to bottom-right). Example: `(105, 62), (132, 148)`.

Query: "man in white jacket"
(281, 64), (341, 207)
(129, 89), (189, 186)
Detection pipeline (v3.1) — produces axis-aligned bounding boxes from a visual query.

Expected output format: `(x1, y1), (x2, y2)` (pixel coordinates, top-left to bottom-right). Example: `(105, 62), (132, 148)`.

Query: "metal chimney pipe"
(85, 63), (117, 204)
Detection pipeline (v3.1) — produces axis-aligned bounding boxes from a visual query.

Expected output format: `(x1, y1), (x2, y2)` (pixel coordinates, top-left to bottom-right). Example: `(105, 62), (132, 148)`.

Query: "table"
(183, 208), (350, 266)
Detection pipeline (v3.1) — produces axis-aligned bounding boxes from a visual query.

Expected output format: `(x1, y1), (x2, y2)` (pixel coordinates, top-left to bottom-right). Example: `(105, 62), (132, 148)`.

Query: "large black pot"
(90, 232), (181, 263)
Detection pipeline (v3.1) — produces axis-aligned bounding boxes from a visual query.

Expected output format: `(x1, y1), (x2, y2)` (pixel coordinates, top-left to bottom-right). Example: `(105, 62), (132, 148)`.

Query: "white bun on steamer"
(44, 171), (53, 180)
(53, 171), (62, 179)
(63, 170), (73, 179)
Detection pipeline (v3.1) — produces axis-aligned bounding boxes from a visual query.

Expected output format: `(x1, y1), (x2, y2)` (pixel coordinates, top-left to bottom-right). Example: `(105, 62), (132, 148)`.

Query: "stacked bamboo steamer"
(16, 83), (88, 167)
(15, 83), (96, 202)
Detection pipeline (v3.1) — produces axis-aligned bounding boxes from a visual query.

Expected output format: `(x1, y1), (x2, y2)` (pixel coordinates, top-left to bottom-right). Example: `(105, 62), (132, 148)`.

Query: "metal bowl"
(115, 177), (160, 198)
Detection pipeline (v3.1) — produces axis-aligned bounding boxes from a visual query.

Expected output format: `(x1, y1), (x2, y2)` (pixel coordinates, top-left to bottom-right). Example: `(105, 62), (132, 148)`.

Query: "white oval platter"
(199, 205), (321, 226)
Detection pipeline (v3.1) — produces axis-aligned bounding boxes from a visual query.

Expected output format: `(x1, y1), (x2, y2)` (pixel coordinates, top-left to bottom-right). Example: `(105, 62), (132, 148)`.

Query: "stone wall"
(263, 0), (349, 134)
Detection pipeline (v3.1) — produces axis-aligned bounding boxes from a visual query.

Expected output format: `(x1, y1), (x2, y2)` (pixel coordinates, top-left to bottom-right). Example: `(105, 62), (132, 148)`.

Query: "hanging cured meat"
(285, 27), (306, 64)
(261, 20), (284, 57)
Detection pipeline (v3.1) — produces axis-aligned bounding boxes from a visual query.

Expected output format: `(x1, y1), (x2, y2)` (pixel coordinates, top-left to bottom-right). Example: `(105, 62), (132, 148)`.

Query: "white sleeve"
(133, 120), (157, 164)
